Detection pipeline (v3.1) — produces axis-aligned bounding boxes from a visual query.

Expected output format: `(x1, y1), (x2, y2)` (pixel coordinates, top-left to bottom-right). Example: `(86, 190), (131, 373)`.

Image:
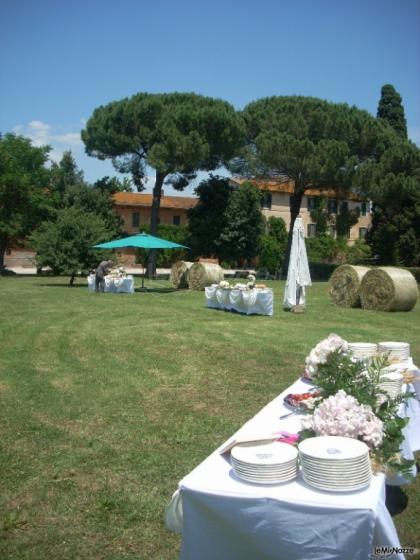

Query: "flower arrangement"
(218, 278), (259, 290)
(301, 390), (383, 448)
(247, 274), (256, 289)
(299, 335), (415, 479)
(304, 333), (348, 380)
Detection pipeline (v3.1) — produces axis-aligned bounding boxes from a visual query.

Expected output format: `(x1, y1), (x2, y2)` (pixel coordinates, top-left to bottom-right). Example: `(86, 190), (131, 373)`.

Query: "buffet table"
(87, 274), (135, 293)
(166, 371), (420, 560)
(205, 285), (273, 316)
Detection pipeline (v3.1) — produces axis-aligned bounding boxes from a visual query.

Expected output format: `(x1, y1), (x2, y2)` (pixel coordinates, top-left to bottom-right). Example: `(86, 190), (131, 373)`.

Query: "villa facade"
(4, 179), (371, 269)
(229, 177), (371, 244)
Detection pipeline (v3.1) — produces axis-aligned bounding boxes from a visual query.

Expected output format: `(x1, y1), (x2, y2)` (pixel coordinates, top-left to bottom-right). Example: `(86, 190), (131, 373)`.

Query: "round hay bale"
(188, 262), (224, 291)
(328, 265), (370, 307)
(170, 261), (193, 289)
(360, 267), (418, 312)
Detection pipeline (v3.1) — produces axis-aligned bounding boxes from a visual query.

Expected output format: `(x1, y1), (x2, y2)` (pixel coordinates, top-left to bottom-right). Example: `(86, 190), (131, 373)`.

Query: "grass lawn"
(1, 276), (419, 559)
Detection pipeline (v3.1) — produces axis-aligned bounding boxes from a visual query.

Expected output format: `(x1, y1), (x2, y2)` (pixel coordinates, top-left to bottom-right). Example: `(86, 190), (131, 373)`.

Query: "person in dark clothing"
(95, 260), (113, 292)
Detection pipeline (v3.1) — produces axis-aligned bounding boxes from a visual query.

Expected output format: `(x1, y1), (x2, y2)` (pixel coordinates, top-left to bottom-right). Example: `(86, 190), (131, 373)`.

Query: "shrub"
(258, 235), (282, 275)
(407, 267), (420, 284)
(344, 240), (372, 264)
(309, 262), (338, 281)
(306, 235), (346, 264)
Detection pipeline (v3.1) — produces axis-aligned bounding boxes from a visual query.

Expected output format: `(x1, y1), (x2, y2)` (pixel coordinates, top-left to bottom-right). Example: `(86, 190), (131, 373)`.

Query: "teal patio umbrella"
(94, 232), (189, 288)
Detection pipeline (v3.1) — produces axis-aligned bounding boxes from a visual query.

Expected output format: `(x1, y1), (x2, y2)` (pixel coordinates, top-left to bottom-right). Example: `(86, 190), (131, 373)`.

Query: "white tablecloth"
(87, 274), (134, 293)
(205, 286), (273, 316)
(167, 373), (420, 560)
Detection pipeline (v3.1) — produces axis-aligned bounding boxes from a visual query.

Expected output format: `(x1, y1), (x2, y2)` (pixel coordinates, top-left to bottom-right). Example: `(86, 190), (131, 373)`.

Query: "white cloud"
(12, 120), (83, 161)
(54, 132), (82, 145)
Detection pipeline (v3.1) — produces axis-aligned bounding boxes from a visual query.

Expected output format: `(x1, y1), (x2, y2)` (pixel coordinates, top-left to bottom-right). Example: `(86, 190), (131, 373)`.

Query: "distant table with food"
(165, 338), (420, 560)
(205, 284), (273, 316)
(87, 274), (135, 293)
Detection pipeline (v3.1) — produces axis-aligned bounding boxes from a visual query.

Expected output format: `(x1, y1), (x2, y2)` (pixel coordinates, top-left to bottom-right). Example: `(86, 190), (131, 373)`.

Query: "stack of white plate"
(298, 436), (372, 492)
(378, 341), (410, 361)
(377, 370), (404, 399)
(231, 441), (299, 484)
(348, 342), (377, 361)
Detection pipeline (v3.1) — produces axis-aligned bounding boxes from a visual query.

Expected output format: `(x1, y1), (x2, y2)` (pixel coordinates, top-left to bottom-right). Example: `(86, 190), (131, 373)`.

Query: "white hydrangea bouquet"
(304, 333), (348, 381)
(299, 334), (415, 478)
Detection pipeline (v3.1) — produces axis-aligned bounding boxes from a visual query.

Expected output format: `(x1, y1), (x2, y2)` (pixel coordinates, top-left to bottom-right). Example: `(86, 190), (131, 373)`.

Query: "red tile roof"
(230, 176), (365, 201)
(112, 191), (197, 209)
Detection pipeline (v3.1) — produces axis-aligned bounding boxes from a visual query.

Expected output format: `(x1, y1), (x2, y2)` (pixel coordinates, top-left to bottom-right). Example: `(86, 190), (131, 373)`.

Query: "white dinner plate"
(232, 441), (298, 466)
(298, 436), (369, 461)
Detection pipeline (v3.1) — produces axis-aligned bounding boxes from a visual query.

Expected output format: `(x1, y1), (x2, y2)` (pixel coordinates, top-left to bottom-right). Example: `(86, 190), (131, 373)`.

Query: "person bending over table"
(95, 260), (113, 292)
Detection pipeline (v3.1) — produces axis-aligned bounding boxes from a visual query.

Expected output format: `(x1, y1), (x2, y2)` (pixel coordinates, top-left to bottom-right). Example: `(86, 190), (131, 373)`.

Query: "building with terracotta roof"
(229, 176), (371, 244)
(112, 191), (197, 234)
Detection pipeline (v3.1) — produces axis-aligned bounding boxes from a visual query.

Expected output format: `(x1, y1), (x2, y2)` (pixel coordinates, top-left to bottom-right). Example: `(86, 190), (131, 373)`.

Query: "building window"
(132, 212), (140, 227)
(339, 201), (348, 214)
(328, 199), (338, 214)
(307, 223), (317, 238)
(261, 192), (272, 209)
(360, 202), (367, 216)
(359, 227), (367, 240)
(173, 215), (181, 226)
(307, 197), (316, 210)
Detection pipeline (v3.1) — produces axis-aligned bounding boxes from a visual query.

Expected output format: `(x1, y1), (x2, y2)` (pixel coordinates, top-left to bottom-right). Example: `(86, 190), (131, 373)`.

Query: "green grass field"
(1, 276), (419, 559)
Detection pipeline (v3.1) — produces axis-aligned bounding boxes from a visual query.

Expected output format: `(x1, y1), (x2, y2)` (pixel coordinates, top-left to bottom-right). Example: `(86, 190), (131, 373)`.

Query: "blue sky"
(1, 0), (419, 196)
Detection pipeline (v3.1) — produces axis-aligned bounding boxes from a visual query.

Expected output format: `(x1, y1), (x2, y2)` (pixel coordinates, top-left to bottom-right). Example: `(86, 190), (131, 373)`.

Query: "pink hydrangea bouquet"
(301, 390), (383, 448)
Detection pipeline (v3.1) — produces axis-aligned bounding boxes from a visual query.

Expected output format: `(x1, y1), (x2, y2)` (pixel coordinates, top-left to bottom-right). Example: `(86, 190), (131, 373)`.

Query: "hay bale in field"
(360, 267), (418, 312)
(188, 262), (224, 291)
(328, 265), (370, 307)
(170, 261), (193, 289)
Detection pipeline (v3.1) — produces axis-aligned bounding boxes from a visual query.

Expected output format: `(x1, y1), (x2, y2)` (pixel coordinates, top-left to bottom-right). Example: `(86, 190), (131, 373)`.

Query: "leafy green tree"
(377, 84), (407, 139)
(220, 181), (264, 263)
(335, 201), (359, 239)
(186, 176), (233, 258)
(31, 207), (113, 285)
(93, 176), (133, 194)
(50, 151), (123, 238)
(309, 197), (330, 236)
(50, 150), (85, 204)
(241, 96), (394, 276)
(0, 133), (51, 271)
(257, 216), (288, 274)
(81, 92), (244, 276)
(266, 216), (287, 248)
(358, 134), (420, 266)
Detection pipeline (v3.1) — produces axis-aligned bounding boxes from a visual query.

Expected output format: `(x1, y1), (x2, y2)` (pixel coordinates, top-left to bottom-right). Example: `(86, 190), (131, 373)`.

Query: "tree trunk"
(0, 235), (8, 274)
(147, 171), (166, 278)
(281, 187), (305, 279)
(70, 274), (75, 286)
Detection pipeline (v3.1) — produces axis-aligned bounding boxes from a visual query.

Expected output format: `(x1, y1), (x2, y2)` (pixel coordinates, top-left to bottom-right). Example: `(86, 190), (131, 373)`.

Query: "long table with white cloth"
(166, 370), (420, 560)
(205, 285), (274, 316)
(87, 274), (135, 293)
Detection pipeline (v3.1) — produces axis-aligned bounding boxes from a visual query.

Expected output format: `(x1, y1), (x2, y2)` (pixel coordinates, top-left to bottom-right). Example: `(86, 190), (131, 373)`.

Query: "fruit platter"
(283, 390), (322, 411)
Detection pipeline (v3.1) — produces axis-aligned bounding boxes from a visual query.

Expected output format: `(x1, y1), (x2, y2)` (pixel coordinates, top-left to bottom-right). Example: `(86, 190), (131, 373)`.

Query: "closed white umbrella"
(283, 217), (312, 310)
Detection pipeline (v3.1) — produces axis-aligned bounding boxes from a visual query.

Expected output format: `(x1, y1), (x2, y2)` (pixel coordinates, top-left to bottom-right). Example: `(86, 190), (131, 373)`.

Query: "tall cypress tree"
(377, 84), (407, 139)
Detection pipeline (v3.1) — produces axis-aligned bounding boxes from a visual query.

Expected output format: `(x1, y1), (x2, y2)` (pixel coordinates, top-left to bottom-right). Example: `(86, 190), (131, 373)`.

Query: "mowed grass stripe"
(0, 276), (419, 559)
